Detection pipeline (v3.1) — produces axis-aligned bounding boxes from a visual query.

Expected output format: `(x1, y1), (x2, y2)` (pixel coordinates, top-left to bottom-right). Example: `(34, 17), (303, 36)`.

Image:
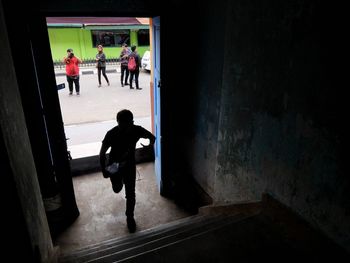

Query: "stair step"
(59, 214), (215, 261)
(59, 213), (254, 263)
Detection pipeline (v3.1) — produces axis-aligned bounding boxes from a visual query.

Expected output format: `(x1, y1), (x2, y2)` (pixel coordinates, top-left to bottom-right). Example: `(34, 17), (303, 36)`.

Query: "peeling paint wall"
(192, 0), (349, 252)
(189, 0), (227, 197)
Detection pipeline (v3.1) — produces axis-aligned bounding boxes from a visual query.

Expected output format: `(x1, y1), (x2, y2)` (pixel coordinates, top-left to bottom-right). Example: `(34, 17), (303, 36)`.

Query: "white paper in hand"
(105, 162), (119, 174)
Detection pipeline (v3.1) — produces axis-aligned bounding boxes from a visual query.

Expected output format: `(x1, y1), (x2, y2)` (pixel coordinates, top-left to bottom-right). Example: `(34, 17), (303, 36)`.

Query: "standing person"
(128, 45), (142, 90)
(119, 43), (130, 87)
(99, 109), (155, 233)
(63, 48), (82, 96)
(96, 45), (110, 87)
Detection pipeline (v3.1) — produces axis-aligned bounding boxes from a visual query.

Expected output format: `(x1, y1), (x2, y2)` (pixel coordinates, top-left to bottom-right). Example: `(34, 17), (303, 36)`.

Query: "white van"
(141, 50), (151, 71)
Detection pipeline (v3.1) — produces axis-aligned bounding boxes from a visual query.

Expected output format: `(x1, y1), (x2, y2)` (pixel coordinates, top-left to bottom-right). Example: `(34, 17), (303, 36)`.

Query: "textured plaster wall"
(191, 0), (348, 251)
(214, 0), (349, 251)
(190, 0), (227, 197)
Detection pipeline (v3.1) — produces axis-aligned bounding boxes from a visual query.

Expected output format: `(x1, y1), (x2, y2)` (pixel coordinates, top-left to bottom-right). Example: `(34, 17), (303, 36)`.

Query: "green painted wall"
(47, 27), (149, 62)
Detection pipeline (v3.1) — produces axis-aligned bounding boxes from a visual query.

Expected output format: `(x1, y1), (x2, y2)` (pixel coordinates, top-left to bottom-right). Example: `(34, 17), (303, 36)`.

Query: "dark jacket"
(120, 48), (131, 66)
(96, 52), (107, 67)
(102, 125), (155, 165)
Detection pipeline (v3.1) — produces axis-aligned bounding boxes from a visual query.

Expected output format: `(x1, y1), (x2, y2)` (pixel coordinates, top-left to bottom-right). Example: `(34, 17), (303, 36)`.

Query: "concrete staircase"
(58, 212), (255, 262)
(58, 196), (348, 263)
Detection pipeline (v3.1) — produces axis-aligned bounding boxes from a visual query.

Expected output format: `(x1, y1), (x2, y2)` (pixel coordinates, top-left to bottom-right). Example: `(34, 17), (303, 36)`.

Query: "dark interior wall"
(0, 1), (54, 260)
(209, 0), (348, 250)
(187, 0), (228, 197)
(0, 131), (34, 261)
(160, 2), (201, 195)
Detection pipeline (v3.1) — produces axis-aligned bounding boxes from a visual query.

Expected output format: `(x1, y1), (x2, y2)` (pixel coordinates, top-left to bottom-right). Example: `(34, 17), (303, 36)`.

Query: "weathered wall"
(189, 1), (227, 197)
(212, 0), (349, 251)
(0, 1), (55, 261)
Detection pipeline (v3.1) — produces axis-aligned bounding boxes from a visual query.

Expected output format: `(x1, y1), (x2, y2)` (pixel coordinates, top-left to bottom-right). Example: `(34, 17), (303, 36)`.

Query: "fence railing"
(53, 58), (121, 70)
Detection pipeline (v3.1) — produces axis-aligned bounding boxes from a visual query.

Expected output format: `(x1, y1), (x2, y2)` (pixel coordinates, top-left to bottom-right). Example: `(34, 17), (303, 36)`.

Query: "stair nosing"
(60, 211), (260, 263)
(59, 214), (225, 261)
(87, 213), (256, 263)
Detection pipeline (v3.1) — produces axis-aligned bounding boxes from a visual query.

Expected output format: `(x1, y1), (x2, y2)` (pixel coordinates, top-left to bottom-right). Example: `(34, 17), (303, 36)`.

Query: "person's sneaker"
(107, 82), (110, 86)
(125, 82), (129, 85)
(136, 87), (142, 90)
(98, 84), (101, 88)
(121, 83), (124, 87)
(130, 87), (134, 89)
(76, 92), (80, 96)
(69, 92), (73, 95)
(127, 217), (136, 233)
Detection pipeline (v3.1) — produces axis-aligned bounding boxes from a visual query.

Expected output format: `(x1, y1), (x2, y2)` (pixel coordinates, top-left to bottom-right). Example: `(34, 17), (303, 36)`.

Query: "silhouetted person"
(96, 45), (110, 87)
(129, 45), (141, 90)
(63, 48), (82, 95)
(99, 109), (155, 233)
(119, 43), (130, 87)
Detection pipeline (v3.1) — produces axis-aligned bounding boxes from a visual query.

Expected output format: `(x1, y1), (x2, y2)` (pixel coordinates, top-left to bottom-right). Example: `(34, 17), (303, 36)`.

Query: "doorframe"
(150, 16), (163, 193)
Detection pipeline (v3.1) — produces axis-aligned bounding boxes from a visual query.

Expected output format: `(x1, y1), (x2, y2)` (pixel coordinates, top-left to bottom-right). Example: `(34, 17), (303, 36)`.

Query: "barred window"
(92, 30), (130, 47)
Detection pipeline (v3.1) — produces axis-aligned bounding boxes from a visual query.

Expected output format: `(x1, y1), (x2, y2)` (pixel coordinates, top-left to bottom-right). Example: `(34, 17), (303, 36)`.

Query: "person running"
(96, 45), (110, 87)
(99, 109), (155, 233)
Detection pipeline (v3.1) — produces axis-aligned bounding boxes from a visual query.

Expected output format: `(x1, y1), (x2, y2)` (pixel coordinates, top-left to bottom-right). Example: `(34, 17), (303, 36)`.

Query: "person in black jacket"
(119, 43), (130, 87)
(96, 45), (110, 87)
(99, 109), (155, 233)
(128, 45), (142, 90)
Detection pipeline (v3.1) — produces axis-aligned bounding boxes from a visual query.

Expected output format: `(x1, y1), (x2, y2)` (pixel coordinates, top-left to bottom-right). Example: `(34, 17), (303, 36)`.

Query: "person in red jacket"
(63, 48), (82, 96)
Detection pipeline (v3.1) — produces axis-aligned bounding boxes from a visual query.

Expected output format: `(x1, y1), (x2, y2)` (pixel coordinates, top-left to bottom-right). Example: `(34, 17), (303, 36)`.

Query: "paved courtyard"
(55, 69), (151, 125)
(55, 69), (152, 158)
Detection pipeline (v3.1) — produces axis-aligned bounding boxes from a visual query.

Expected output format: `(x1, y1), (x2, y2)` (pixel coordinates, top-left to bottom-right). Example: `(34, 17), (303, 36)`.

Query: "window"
(137, 29), (150, 46)
(91, 30), (130, 47)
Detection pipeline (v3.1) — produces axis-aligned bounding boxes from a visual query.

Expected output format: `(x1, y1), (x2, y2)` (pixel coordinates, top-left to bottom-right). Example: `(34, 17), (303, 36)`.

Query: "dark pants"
(97, 67), (109, 85)
(110, 165), (136, 217)
(129, 69), (139, 89)
(120, 64), (129, 85)
(67, 75), (80, 93)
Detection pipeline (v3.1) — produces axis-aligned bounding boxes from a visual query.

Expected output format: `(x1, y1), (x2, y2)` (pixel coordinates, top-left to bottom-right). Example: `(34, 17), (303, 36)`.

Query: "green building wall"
(47, 27), (149, 63)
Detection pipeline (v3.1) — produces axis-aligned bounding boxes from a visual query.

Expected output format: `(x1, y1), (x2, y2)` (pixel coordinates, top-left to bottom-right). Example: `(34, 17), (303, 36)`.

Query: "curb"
(55, 68), (120, 77)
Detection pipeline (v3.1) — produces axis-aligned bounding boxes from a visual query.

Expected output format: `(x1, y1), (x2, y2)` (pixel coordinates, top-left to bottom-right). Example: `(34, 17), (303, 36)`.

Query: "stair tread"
(59, 214), (215, 259)
(88, 213), (254, 263)
(59, 213), (255, 263)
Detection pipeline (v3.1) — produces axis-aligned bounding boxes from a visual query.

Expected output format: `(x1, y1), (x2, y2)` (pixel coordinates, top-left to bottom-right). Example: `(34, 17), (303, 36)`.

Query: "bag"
(107, 163), (123, 193)
(105, 162), (119, 175)
(128, 56), (137, 71)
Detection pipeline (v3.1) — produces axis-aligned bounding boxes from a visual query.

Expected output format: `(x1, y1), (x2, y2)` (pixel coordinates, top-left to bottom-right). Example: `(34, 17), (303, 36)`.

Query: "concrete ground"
(55, 69), (151, 125)
(54, 162), (191, 255)
(56, 69), (152, 158)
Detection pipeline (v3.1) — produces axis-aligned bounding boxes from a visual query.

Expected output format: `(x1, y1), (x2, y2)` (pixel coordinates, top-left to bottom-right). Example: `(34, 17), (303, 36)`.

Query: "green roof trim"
(85, 25), (149, 30)
(47, 23), (82, 28)
(47, 24), (149, 30)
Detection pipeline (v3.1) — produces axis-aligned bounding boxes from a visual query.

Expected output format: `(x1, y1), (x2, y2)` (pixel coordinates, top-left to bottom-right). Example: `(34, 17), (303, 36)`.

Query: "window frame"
(91, 29), (131, 48)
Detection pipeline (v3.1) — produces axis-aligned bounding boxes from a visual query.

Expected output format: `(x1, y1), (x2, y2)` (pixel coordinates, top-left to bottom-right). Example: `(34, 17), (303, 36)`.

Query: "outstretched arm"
(148, 132), (156, 145)
(139, 127), (156, 146)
